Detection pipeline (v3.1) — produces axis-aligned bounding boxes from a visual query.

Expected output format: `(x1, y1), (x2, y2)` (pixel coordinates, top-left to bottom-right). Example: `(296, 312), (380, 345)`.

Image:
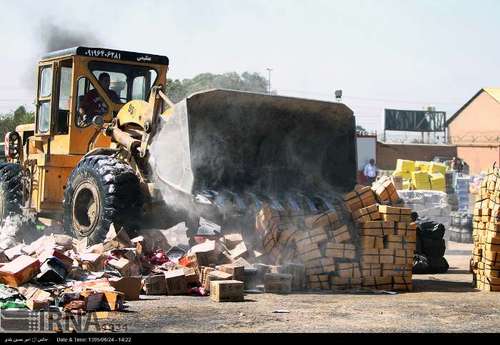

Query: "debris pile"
(471, 167), (500, 291)
(0, 178), (420, 312)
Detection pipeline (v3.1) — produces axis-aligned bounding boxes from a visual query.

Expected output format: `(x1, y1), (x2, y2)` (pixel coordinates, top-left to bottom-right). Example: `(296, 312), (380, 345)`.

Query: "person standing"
(363, 158), (378, 185)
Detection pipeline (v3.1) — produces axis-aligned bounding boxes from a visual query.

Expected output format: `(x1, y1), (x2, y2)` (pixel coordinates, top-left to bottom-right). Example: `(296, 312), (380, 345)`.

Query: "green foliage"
(165, 71), (268, 103)
(0, 106), (35, 138)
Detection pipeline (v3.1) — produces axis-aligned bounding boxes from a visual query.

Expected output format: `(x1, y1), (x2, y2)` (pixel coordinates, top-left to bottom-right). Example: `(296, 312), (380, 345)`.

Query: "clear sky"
(0, 0), (499, 133)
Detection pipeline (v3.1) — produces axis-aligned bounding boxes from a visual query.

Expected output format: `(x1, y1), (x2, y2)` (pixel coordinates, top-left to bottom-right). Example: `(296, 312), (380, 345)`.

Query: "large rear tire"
(63, 155), (143, 245)
(0, 163), (23, 220)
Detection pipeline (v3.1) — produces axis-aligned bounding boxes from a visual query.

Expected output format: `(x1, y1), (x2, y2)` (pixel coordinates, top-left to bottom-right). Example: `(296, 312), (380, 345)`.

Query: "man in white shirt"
(363, 159), (378, 185)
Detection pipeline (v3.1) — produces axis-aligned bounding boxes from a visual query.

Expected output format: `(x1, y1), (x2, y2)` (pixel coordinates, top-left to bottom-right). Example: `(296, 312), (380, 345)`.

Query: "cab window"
(37, 66), (52, 134)
(88, 61), (158, 103)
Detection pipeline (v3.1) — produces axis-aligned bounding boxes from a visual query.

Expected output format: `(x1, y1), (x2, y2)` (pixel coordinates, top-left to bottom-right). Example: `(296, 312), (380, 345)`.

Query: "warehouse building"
(447, 88), (500, 174)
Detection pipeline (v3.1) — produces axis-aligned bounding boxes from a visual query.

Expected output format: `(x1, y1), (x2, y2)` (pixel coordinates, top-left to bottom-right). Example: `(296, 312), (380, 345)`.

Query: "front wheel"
(63, 155), (143, 245)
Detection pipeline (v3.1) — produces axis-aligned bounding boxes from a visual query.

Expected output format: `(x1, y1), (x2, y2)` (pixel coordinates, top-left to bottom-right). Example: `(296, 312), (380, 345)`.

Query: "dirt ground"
(101, 241), (500, 333)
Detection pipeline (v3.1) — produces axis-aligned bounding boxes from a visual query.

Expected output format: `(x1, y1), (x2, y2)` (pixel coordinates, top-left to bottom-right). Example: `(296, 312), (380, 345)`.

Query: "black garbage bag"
(421, 238), (446, 258)
(427, 256), (449, 274)
(413, 254), (429, 274)
(416, 236), (423, 254)
(413, 254), (449, 274)
(417, 221), (445, 240)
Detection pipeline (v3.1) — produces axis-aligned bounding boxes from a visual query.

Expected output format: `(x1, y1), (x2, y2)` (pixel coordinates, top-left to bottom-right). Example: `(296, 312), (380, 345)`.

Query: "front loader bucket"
(150, 89), (356, 200)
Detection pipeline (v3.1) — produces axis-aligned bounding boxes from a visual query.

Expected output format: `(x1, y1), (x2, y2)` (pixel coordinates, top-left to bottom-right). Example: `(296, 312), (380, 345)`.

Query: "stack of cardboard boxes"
(471, 167), (500, 291)
(255, 177), (417, 292)
(350, 179), (416, 292)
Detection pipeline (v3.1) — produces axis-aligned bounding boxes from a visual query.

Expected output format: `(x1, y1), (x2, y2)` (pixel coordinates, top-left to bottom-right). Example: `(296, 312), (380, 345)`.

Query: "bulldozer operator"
(79, 72), (120, 123)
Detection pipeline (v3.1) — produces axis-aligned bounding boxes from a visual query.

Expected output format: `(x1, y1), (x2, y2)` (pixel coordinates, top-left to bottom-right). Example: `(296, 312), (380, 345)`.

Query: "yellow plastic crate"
(392, 170), (412, 180)
(429, 162), (447, 175)
(411, 171), (431, 190)
(429, 173), (446, 192)
(415, 161), (431, 172)
(396, 159), (415, 173)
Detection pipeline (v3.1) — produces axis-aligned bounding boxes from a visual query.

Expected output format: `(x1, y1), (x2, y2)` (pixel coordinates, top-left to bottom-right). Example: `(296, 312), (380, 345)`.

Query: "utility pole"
(266, 68), (272, 95)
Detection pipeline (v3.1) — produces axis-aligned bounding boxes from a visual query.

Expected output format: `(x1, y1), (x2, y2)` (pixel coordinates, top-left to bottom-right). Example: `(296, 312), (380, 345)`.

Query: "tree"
(0, 106), (35, 138)
(165, 71), (268, 103)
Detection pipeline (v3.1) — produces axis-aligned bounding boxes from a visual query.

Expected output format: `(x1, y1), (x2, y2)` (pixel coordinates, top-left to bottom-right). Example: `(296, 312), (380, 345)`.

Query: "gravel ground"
(97, 241), (500, 333)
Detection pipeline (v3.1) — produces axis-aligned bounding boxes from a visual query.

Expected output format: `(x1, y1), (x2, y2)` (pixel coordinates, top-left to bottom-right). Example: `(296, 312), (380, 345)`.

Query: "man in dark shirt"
(81, 72), (121, 118)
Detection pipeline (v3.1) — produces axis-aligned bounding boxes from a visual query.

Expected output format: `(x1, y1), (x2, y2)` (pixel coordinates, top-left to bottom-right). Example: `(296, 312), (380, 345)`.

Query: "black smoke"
(40, 22), (101, 52)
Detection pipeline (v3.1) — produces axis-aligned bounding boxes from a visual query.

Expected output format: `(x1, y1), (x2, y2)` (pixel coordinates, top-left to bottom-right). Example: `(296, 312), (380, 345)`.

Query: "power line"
(277, 88), (463, 105)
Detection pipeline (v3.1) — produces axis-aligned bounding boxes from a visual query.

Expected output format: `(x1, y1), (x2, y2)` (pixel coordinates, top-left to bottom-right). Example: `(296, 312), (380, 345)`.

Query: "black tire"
(0, 163), (23, 220)
(63, 155), (143, 245)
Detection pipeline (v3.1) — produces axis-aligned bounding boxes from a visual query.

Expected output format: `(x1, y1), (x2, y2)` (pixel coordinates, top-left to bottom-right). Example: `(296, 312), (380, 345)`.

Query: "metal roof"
(40, 46), (169, 65)
(446, 88), (500, 125)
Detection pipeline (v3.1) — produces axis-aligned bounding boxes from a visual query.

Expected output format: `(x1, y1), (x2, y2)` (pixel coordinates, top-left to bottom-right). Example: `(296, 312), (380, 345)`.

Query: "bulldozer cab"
(13, 47), (169, 216)
(32, 47), (169, 155)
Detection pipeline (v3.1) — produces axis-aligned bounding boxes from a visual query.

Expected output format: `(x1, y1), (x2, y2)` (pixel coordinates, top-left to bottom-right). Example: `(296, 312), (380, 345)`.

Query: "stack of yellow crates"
(392, 159), (448, 191)
(412, 171), (431, 190)
(429, 173), (446, 192)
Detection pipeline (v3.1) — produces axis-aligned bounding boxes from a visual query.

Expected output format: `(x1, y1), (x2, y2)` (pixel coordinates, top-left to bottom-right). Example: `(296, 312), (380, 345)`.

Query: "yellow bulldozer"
(2, 47), (357, 245)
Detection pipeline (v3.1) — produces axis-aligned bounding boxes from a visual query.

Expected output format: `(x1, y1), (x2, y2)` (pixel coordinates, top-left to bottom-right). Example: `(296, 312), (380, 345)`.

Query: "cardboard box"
(359, 221), (395, 236)
(337, 262), (361, 279)
(362, 276), (392, 290)
(79, 253), (105, 271)
(392, 275), (413, 292)
(361, 249), (380, 264)
(352, 204), (381, 223)
(0, 255), (40, 287)
(107, 257), (131, 277)
(210, 280), (244, 302)
(372, 176), (400, 203)
(24, 287), (51, 311)
(324, 243), (356, 259)
(264, 273), (292, 294)
(361, 263), (382, 277)
(378, 205), (412, 223)
(143, 274), (167, 295)
(217, 264), (245, 282)
(165, 269), (188, 295)
(229, 241), (248, 260)
(223, 233), (244, 249)
(395, 222), (417, 239)
(109, 277), (142, 300)
(305, 210), (339, 229)
(307, 274), (330, 290)
(379, 249), (395, 264)
(183, 267), (201, 285)
(344, 186), (377, 213)
(394, 249), (413, 267)
(4, 244), (25, 261)
(330, 277), (361, 290)
(330, 225), (351, 243)
(308, 227), (328, 244)
(204, 270), (232, 291)
(360, 236), (384, 249)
